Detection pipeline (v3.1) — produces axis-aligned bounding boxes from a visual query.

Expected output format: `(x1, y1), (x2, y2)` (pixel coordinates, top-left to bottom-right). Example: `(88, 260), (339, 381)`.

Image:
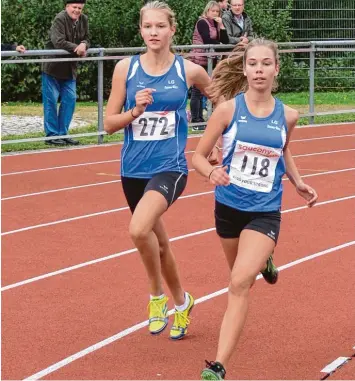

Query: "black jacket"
(222, 10), (253, 45)
(43, 10), (90, 80)
(1, 43), (16, 51)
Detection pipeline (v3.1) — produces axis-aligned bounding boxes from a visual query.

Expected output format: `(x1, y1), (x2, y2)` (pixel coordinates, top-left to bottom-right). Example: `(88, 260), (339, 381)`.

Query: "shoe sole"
(149, 319), (168, 335)
(170, 302), (195, 341)
(201, 369), (222, 380)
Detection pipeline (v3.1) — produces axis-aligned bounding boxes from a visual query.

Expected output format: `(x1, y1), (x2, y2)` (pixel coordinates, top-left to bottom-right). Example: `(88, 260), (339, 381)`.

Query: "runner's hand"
(209, 166), (230, 186)
(208, 147), (219, 165)
(135, 88), (156, 115)
(296, 182), (318, 207)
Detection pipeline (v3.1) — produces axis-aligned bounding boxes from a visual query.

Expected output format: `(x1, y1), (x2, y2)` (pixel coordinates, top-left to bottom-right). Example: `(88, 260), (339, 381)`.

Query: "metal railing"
(1, 40), (355, 145)
(272, 0), (355, 41)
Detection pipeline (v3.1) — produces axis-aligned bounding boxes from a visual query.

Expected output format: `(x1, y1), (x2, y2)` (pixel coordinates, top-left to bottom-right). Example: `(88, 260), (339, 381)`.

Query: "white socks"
(149, 292), (190, 311)
(175, 292), (190, 312)
(150, 293), (165, 300)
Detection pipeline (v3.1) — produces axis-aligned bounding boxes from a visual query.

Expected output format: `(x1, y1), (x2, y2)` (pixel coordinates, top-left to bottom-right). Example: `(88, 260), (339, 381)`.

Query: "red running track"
(1, 123), (355, 380)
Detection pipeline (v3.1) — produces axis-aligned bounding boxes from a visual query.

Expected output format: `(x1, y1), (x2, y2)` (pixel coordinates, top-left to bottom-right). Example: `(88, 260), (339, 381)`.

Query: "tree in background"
(1, 0), (294, 101)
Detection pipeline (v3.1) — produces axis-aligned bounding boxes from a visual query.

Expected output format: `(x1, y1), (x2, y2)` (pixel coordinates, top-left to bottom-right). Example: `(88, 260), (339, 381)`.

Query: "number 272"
(139, 117), (169, 136)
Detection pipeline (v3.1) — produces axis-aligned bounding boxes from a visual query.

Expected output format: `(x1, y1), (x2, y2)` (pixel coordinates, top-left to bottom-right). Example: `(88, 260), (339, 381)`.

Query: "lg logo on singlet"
(165, 80), (178, 90)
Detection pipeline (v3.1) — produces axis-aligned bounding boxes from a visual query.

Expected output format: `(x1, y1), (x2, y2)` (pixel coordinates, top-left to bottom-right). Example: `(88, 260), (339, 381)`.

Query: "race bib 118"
(229, 140), (282, 193)
(131, 111), (175, 141)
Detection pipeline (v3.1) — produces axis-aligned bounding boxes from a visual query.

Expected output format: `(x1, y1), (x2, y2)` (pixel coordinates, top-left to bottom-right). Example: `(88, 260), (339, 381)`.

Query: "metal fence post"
(309, 42), (316, 125)
(207, 47), (214, 119)
(97, 48), (104, 144)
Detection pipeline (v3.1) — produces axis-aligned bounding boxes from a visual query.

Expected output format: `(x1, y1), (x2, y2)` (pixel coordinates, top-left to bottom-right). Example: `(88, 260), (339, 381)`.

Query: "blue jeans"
(202, 95), (207, 111)
(42, 73), (76, 137)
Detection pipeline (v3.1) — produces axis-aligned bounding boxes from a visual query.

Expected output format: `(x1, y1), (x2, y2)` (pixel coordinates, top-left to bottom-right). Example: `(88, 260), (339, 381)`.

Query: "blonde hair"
(140, 1), (176, 28)
(202, 1), (221, 18)
(208, 38), (280, 104)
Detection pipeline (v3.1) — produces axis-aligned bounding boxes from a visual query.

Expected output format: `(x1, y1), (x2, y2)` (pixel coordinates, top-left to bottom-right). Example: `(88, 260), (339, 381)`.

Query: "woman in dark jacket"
(190, 1), (229, 129)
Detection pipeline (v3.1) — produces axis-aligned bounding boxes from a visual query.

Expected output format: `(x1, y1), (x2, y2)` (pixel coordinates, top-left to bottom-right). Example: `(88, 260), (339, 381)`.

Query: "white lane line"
(2, 167), (354, 235)
(22, 240), (355, 381)
(2, 121), (352, 159)
(0, 134), (203, 158)
(295, 121), (354, 129)
(1, 227), (216, 292)
(2, 180), (122, 201)
(293, 148), (355, 158)
(321, 357), (351, 373)
(0, 167), (193, 201)
(3, 148), (355, 201)
(1, 206), (130, 237)
(0, 150), (194, 177)
(1, 190), (213, 236)
(300, 167), (355, 179)
(291, 134), (355, 142)
(1, 159), (121, 176)
(3, 133), (354, 176)
(1, 141), (125, 157)
(1, 121), (354, 160)
(2, 195), (354, 292)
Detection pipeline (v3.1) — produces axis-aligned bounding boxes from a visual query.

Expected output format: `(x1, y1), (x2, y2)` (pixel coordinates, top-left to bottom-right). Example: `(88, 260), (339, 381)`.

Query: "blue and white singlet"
(121, 54), (189, 178)
(216, 93), (288, 212)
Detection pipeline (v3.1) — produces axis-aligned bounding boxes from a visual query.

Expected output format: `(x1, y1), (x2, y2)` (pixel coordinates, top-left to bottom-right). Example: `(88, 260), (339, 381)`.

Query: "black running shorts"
(215, 200), (281, 243)
(121, 172), (187, 213)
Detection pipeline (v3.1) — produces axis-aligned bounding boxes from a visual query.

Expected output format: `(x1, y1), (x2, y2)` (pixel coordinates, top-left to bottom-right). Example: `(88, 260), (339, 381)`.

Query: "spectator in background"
(222, 0), (253, 46)
(42, 0), (89, 146)
(190, 1), (229, 130)
(217, 0), (229, 15)
(1, 43), (26, 52)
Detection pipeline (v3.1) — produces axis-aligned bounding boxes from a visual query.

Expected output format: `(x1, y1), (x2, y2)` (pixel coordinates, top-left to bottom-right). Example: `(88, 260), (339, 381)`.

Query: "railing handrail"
(1, 40), (354, 146)
(2, 40), (355, 58)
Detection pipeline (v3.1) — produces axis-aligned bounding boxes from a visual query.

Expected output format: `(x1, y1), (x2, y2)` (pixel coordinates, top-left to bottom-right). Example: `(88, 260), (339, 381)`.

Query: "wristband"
(208, 167), (217, 179)
(131, 107), (139, 118)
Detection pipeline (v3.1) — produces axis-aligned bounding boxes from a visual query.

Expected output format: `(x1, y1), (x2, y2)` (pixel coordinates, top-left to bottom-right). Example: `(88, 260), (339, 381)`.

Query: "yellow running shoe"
(147, 296), (169, 335)
(170, 292), (194, 340)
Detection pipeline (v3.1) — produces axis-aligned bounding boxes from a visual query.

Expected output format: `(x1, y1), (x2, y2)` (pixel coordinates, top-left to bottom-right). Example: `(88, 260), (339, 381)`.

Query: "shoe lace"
(262, 254), (274, 274)
(147, 299), (165, 318)
(173, 309), (191, 328)
(268, 254), (277, 272)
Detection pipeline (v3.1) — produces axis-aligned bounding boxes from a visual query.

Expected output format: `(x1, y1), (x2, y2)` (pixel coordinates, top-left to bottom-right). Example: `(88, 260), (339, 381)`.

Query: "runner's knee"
(229, 272), (254, 296)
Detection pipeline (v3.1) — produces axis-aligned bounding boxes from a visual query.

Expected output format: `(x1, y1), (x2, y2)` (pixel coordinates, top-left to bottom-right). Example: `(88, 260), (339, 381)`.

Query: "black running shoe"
(261, 254), (279, 284)
(201, 360), (226, 380)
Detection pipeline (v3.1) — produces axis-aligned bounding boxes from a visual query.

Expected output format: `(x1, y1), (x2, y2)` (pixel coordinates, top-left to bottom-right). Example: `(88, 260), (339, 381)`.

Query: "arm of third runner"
(283, 106), (318, 206)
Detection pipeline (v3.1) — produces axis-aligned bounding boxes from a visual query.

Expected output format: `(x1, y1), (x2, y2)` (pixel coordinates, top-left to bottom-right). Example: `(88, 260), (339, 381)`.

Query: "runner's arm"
(283, 106), (303, 187)
(184, 59), (212, 98)
(208, 96), (227, 164)
(104, 58), (137, 135)
(192, 100), (233, 179)
(284, 106), (318, 206)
